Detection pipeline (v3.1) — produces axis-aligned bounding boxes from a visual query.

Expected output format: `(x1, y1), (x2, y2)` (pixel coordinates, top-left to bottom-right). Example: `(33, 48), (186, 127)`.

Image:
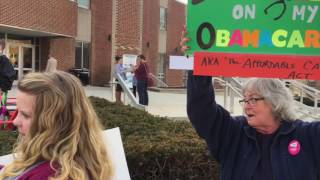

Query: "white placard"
(123, 54), (137, 66)
(0, 127), (131, 180)
(169, 56), (194, 70)
(0, 154), (13, 166)
(103, 127), (131, 180)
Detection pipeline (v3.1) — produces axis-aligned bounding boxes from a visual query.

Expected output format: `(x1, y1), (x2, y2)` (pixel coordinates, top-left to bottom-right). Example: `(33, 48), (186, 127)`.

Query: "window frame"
(75, 41), (90, 69)
(160, 7), (167, 31)
(77, 0), (90, 9)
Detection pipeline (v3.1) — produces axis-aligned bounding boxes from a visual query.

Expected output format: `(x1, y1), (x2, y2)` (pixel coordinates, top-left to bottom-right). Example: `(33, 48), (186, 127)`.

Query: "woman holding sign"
(134, 54), (150, 106)
(181, 28), (320, 180)
(0, 71), (113, 180)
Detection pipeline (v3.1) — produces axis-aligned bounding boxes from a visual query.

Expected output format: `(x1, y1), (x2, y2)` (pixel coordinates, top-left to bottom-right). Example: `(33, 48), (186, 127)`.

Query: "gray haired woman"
(187, 72), (320, 180)
(181, 24), (320, 179)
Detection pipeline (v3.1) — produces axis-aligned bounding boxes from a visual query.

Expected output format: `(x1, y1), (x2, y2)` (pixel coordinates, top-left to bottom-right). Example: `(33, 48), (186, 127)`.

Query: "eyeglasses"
(239, 97), (265, 106)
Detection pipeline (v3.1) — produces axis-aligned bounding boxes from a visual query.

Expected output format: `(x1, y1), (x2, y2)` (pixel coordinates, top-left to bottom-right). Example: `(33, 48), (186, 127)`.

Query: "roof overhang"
(0, 24), (73, 38)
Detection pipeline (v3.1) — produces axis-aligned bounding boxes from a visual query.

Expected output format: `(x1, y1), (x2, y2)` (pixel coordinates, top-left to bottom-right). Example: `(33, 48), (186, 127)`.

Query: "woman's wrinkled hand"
(180, 25), (190, 53)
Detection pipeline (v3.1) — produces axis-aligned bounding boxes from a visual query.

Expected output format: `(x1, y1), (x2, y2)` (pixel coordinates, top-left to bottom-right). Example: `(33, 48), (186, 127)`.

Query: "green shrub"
(0, 131), (17, 156)
(0, 97), (220, 179)
(91, 97), (220, 180)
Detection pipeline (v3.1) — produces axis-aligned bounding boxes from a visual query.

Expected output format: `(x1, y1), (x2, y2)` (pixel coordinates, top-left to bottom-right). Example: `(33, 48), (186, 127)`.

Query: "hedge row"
(91, 97), (220, 180)
(0, 97), (220, 180)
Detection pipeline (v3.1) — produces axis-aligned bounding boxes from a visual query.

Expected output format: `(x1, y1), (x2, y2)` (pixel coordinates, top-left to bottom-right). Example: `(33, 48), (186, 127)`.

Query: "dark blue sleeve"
(306, 121), (320, 171)
(0, 56), (15, 91)
(187, 71), (243, 162)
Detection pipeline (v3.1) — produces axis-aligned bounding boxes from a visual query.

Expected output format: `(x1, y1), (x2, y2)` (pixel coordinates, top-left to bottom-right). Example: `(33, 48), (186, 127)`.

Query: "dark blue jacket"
(0, 55), (15, 91)
(187, 72), (320, 180)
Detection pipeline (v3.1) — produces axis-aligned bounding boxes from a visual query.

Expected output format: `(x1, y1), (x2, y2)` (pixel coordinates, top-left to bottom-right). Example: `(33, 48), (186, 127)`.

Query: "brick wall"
(0, 0), (77, 37)
(115, 1), (141, 56)
(165, 0), (186, 87)
(89, 0), (185, 87)
(39, 38), (50, 70)
(0, 0), (187, 87)
(49, 37), (75, 71)
(141, 0), (160, 75)
(91, 0), (113, 86)
(140, 0), (186, 87)
(39, 37), (75, 72)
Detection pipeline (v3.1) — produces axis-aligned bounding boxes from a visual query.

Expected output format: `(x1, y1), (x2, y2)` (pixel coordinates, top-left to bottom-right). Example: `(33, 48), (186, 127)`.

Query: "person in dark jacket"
(0, 39), (15, 95)
(182, 29), (320, 180)
(134, 54), (150, 105)
(0, 39), (15, 120)
(0, 71), (114, 180)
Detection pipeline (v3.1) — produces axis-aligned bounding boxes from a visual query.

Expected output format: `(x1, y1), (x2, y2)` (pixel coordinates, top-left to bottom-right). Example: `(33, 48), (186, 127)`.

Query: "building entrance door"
(7, 43), (35, 80)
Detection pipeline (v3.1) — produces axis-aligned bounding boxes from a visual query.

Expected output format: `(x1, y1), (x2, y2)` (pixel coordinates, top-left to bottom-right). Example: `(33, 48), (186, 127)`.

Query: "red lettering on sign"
(194, 52), (320, 80)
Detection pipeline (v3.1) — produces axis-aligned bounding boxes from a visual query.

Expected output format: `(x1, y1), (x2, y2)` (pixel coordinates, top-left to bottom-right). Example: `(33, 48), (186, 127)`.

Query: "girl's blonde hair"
(0, 71), (113, 180)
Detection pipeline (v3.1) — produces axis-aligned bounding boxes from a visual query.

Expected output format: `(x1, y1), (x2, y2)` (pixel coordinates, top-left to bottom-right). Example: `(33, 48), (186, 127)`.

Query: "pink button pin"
(288, 140), (301, 156)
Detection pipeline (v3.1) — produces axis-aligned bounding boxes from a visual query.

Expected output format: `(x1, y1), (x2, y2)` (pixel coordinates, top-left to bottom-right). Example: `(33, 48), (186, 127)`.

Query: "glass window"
(160, 7), (167, 31)
(78, 0), (90, 9)
(75, 42), (82, 68)
(22, 47), (32, 69)
(82, 43), (90, 69)
(75, 41), (90, 69)
(35, 46), (40, 70)
(157, 53), (166, 83)
(31, 38), (39, 45)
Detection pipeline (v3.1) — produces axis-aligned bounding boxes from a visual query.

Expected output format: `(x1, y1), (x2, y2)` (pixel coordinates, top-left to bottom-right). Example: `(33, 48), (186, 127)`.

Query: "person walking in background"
(114, 55), (129, 104)
(0, 71), (114, 180)
(0, 39), (15, 96)
(0, 39), (15, 121)
(134, 54), (149, 105)
(45, 55), (58, 73)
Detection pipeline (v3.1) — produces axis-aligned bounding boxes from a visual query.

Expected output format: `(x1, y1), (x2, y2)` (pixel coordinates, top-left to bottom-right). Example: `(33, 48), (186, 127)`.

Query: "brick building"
(0, 0), (186, 87)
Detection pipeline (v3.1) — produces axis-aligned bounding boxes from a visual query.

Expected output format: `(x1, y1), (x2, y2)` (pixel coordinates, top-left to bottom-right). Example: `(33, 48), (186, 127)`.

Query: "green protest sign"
(187, 0), (320, 79)
(186, 0), (319, 56)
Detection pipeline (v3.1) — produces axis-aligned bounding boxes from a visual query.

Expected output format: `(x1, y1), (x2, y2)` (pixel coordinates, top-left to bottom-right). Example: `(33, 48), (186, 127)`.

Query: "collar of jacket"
(243, 120), (296, 141)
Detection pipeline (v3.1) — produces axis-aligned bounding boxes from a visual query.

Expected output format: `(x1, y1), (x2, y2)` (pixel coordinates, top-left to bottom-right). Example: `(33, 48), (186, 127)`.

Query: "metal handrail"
(114, 73), (145, 110)
(285, 80), (320, 94)
(295, 102), (320, 118)
(149, 73), (169, 87)
(220, 77), (320, 119)
(213, 77), (243, 114)
(283, 80), (320, 108)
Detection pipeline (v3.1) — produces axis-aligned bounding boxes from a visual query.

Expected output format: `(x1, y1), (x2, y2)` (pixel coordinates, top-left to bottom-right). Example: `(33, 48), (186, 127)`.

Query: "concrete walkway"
(7, 84), (318, 122)
(84, 86), (190, 120)
(7, 85), (244, 121)
(82, 86), (245, 120)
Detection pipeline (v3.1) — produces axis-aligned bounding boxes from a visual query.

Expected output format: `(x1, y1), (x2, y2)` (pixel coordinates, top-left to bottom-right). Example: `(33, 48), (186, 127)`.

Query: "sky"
(175, 0), (187, 4)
